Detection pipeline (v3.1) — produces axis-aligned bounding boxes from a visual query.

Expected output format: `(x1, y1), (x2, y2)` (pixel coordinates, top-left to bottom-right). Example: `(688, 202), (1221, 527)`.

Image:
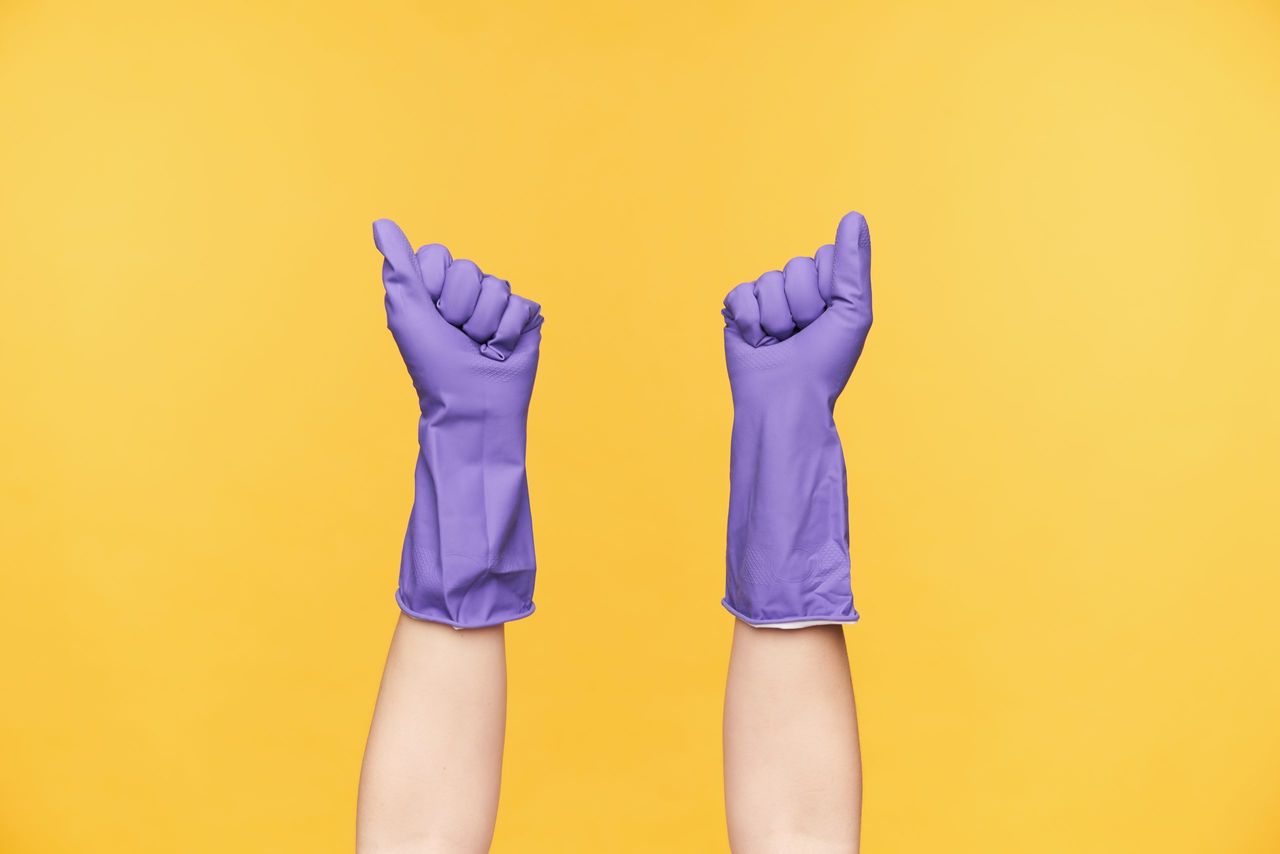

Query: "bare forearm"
(356, 616), (507, 854)
(723, 621), (861, 853)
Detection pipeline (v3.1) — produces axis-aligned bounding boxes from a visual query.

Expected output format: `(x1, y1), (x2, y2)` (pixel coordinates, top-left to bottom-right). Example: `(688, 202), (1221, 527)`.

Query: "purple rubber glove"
(721, 211), (873, 626)
(373, 219), (543, 628)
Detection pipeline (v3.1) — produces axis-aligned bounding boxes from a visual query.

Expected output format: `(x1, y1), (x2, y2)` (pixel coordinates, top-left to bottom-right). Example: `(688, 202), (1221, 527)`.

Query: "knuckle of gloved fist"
(439, 262), (483, 327)
(461, 278), (511, 344)
(416, 242), (451, 275)
(725, 281), (754, 306)
(783, 258), (823, 322)
(515, 295), (542, 328)
(473, 292), (542, 362)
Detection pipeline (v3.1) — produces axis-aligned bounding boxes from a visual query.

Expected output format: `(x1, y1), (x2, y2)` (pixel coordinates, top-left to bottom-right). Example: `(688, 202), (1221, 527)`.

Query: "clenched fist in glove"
(373, 219), (543, 628)
(721, 212), (874, 626)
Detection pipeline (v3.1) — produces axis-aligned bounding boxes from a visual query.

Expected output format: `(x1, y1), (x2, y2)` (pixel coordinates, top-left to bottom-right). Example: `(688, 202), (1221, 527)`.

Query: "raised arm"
(357, 219), (543, 853)
(720, 212), (873, 853)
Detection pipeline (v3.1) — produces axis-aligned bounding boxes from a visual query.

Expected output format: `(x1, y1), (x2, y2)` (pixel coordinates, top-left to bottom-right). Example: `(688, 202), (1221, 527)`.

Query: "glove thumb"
(829, 211), (873, 329)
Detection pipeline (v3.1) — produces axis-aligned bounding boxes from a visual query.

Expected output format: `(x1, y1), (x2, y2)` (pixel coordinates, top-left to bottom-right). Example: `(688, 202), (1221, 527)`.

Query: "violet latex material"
(373, 219), (542, 628)
(721, 212), (873, 626)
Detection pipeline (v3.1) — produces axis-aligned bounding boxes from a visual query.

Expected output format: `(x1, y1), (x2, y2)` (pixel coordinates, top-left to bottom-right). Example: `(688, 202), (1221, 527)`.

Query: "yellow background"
(2, 0), (1278, 851)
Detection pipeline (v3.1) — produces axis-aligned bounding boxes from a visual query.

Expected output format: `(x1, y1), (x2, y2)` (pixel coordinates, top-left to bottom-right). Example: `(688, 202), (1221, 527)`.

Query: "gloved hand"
(721, 211), (874, 626)
(373, 218), (543, 628)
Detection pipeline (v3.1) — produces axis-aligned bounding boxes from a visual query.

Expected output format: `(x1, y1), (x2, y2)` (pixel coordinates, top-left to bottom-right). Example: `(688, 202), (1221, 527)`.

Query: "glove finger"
(415, 244), (452, 302)
(755, 270), (796, 341)
(723, 281), (772, 347)
(439, 259), (483, 327)
(814, 243), (834, 305)
(831, 211), (872, 318)
(482, 294), (541, 361)
(462, 275), (511, 343)
(782, 256), (824, 328)
(372, 219), (423, 304)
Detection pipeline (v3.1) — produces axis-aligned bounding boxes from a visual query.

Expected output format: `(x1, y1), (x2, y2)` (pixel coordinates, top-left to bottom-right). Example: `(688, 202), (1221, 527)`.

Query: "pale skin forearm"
(356, 616), (507, 854)
(723, 621), (862, 854)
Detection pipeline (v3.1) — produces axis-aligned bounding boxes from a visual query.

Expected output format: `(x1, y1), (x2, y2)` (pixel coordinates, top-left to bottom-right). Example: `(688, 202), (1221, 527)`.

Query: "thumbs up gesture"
(722, 211), (873, 401)
(373, 218), (543, 418)
(720, 212), (874, 627)
(372, 218), (542, 628)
